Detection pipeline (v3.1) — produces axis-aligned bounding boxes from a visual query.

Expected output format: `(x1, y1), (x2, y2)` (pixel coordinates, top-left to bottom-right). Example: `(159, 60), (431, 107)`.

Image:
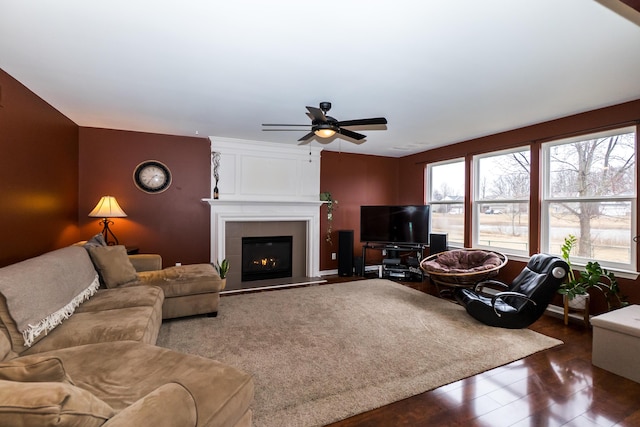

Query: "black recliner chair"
(454, 253), (569, 329)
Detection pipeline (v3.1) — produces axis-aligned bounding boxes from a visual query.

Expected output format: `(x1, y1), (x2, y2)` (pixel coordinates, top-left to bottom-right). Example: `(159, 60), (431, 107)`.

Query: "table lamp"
(88, 196), (127, 245)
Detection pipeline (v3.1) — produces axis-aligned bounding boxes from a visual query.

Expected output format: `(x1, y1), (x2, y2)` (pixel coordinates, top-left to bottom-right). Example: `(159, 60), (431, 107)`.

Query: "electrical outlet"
(331, 252), (337, 260)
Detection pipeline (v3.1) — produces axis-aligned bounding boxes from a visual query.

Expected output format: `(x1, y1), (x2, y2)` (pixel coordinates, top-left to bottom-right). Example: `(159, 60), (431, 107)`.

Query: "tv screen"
(360, 205), (430, 245)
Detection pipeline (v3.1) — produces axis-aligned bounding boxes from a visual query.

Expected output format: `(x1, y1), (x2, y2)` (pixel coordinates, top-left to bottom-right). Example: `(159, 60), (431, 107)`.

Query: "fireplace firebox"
(241, 236), (293, 282)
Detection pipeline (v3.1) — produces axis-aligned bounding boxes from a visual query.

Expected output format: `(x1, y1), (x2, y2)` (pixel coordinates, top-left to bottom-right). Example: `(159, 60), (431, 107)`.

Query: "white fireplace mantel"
(202, 198), (324, 278)
(204, 137), (324, 280)
(201, 199), (324, 206)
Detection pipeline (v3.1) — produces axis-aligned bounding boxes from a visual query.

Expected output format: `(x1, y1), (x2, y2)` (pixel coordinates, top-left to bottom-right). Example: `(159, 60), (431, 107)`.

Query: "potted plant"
(214, 259), (229, 290)
(558, 234), (627, 311)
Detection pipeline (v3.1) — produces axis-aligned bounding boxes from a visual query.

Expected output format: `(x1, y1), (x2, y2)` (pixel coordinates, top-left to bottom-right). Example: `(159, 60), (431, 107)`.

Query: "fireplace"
(242, 236), (293, 282)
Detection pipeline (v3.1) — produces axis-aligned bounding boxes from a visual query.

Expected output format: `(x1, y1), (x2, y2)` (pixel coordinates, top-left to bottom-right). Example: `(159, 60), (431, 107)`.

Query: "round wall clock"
(133, 160), (172, 194)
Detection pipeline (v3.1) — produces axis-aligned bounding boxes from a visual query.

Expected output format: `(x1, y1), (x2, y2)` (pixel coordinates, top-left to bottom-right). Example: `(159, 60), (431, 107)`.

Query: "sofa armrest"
(103, 383), (197, 427)
(129, 254), (162, 272)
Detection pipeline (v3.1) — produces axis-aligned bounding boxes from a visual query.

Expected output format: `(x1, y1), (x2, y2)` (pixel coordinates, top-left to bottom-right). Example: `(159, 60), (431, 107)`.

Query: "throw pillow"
(84, 233), (107, 248)
(0, 356), (74, 384)
(0, 379), (115, 427)
(87, 245), (138, 289)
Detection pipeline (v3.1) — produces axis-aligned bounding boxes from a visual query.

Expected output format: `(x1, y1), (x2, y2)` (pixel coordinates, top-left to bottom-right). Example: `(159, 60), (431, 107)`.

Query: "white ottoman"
(590, 305), (640, 383)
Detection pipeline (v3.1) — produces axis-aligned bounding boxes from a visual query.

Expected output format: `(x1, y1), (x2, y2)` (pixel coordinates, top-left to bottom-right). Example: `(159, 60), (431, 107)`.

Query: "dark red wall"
(78, 128), (211, 268)
(0, 69), (80, 267)
(319, 151), (400, 270)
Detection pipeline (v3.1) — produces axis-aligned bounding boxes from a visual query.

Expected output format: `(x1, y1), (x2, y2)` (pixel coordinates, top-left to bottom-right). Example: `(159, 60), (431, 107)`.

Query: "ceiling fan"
(262, 102), (387, 144)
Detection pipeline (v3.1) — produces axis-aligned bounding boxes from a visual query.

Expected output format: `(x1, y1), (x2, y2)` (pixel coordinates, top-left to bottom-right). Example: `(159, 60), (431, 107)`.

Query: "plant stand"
(563, 294), (590, 326)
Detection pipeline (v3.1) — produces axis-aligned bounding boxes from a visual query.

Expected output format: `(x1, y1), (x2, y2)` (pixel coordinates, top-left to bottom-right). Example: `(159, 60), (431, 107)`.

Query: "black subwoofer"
(354, 256), (364, 276)
(338, 230), (354, 276)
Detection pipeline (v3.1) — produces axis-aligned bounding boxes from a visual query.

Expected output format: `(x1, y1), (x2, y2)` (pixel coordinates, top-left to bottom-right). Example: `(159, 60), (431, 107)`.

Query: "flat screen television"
(360, 205), (430, 245)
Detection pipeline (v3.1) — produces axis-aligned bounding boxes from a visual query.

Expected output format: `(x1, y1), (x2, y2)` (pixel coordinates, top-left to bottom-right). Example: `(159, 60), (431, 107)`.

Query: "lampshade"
(89, 196), (127, 218)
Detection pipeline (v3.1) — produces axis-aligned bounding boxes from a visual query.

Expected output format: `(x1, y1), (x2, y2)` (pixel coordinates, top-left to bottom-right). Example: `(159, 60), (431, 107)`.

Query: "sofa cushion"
(24, 305), (163, 355)
(21, 285), (163, 355)
(0, 246), (100, 351)
(87, 245), (138, 288)
(75, 287), (164, 314)
(0, 379), (114, 427)
(0, 356), (73, 383)
(133, 264), (224, 297)
(46, 341), (254, 427)
(99, 382), (198, 427)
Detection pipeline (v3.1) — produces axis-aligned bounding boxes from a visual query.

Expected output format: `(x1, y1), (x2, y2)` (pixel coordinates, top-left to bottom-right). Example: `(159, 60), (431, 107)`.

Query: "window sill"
(504, 254), (639, 280)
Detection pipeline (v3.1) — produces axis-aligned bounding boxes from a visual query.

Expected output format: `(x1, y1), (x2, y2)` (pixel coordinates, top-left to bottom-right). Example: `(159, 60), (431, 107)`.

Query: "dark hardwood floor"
(322, 276), (640, 427)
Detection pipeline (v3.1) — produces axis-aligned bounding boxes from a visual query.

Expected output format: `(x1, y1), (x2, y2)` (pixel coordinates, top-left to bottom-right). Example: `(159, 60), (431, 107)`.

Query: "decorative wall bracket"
(211, 151), (221, 199)
(320, 192), (338, 245)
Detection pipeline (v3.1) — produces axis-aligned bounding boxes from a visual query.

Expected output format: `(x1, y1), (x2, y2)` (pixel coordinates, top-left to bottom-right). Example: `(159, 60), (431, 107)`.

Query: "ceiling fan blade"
(338, 128), (366, 140)
(262, 129), (310, 131)
(306, 106), (327, 123)
(336, 117), (387, 127)
(297, 131), (315, 142)
(262, 123), (309, 126)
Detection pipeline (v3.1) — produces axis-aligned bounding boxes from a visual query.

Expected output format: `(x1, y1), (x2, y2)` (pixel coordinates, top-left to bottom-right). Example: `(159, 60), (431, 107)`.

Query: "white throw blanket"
(0, 246), (99, 347)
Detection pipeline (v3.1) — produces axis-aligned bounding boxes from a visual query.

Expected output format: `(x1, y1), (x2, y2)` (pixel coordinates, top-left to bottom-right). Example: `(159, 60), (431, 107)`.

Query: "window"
(473, 148), (531, 255)
(426, 159), (465, 246)
(542, 127), (636, 271)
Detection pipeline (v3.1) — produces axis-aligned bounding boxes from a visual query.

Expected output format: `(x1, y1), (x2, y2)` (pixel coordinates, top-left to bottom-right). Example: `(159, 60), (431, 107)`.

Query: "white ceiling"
(1, 1), (639, 157)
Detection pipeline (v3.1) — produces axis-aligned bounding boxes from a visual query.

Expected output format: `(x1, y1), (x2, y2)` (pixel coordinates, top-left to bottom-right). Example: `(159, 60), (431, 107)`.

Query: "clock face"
(133, 161), (171, 193)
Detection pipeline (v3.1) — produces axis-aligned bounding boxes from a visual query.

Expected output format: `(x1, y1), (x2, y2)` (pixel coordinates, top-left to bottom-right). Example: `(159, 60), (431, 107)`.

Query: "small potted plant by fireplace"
(214, 259), (229, 290)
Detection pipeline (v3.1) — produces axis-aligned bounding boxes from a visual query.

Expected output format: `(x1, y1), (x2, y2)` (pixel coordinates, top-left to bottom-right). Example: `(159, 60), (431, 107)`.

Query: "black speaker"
(338, 230), (354, 276)
(429, 233), (448, 255)
(354, 256), (364, 276)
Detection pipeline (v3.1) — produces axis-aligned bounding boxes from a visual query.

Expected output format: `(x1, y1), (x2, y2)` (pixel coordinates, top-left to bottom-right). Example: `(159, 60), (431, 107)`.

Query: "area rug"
(156, 279), (562, 427)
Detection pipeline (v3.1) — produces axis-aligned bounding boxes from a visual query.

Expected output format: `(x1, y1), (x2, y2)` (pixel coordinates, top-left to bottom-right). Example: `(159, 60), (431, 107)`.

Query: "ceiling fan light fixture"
(313, 123), (337, 138)
(314, 128), (336, 138)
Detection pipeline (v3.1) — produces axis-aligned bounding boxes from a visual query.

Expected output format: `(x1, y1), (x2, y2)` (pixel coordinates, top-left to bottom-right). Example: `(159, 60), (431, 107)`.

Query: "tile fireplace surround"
(203, 137), (324, 291)
(202, 199), (323, 291)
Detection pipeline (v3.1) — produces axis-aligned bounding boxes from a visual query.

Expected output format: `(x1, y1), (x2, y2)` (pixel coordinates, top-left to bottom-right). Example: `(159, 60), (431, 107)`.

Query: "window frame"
(472, 146), (531, 256)
(425, 158), (465, 247)
(541, 126), (637, 272)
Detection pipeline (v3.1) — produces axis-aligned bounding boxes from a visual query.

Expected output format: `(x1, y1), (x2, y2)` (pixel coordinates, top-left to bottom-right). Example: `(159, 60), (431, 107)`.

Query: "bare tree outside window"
(427, 160), (465, 245)
(490, 152), (530, 236)
(545, 129), (635, 265)
(475, 148), (531, 254)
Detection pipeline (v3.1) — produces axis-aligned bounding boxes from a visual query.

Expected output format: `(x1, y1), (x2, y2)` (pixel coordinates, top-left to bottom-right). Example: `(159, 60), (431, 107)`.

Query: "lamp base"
(98, 218), (120, 246)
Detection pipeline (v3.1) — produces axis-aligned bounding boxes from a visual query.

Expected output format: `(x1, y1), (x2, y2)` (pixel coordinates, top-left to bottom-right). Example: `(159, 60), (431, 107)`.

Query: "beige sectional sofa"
(0, 244), (254, 427)
(84, 239), (225, 319)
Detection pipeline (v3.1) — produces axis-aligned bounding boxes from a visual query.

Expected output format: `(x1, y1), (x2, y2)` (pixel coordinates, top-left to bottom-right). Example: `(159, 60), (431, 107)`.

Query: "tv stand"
(361, 243), (427, 281)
